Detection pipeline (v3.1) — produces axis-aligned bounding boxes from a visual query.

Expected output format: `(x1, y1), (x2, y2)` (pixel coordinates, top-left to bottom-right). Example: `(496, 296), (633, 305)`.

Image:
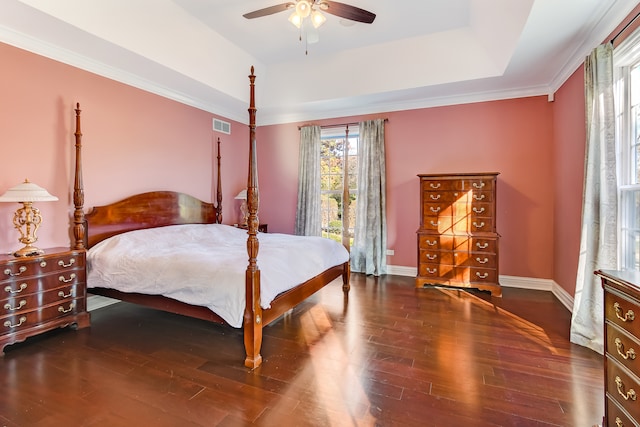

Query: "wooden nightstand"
(0, 247), (90, 354)
(236, 223), (268, 233)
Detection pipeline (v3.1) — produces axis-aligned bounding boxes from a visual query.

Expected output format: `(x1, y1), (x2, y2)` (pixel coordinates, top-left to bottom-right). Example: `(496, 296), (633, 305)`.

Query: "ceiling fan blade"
(243, 3), (295, 19)
(321, 1), (376, 24)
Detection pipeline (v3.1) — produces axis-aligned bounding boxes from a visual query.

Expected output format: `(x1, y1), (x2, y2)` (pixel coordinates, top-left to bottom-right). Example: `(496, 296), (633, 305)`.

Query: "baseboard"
(87, 294), (120, 311)
(386, 265), (574, 312)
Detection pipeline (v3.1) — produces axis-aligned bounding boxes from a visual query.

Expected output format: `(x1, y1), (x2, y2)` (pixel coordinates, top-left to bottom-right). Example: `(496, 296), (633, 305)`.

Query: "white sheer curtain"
(570, 43), (618, 355)
(295, 125), (322, 236)
(351, 119), (387, 275)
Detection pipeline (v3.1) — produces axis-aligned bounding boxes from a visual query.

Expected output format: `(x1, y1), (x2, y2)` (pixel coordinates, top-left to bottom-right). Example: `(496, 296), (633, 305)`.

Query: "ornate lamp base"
(13, 244), (45, 257)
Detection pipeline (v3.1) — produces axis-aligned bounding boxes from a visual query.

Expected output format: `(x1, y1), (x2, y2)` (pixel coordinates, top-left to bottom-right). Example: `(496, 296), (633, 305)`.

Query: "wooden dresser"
(0, 247), (90, 353)
(597, 269), (640, 427)
(416, 173), (501, 296)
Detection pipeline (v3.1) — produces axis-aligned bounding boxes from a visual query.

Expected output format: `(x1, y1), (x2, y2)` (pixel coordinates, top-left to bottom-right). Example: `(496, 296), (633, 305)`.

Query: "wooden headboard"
(72, 103), (223, 249)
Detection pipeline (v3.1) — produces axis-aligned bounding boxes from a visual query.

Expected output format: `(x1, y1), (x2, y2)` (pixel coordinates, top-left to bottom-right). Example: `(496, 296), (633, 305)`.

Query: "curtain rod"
(298, 118), (388, 130)
(611, 10), (640, 44)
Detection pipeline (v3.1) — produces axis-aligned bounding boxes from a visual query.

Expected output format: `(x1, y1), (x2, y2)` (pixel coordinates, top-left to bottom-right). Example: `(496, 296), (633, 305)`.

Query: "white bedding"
(86, 224), (349, 327)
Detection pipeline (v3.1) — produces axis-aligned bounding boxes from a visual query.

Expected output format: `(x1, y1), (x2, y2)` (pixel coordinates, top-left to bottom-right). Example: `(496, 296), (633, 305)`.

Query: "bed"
(70, 67), (351, 368)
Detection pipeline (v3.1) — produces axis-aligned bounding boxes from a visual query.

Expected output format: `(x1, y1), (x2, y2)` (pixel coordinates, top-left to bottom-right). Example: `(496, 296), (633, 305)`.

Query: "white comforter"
(86, 224), (349, 328)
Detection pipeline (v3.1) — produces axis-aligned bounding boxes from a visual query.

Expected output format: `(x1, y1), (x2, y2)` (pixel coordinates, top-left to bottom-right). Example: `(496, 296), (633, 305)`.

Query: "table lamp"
(0, 179), (58, 257)
(234, 189), (248, 226)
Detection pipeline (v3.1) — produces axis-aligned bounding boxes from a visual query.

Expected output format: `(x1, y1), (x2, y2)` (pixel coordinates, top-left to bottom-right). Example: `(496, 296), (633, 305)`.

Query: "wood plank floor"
(0, 274), (602, 426)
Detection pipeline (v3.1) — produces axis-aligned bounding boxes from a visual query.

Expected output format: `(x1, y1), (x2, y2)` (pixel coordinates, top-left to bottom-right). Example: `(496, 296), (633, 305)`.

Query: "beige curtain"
(294, 125), (322, 236)
(570, 43), (617, 355)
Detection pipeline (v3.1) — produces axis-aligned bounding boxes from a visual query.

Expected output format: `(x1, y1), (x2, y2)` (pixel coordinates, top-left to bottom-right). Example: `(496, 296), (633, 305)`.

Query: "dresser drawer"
(607, 358), (640, 421)
(606, 395), (637, 427)
(1, 298), (82, 335)
(454, 236), (498, 254)
(421, 179), (457, 192)
(605, 290), (640, 339)
(607, 322), (640, 374)
(418, 234), (454, 251)
(0, 283), (83, 317)
(456, 253), (497, 269)
(0, 252), (84, 284)
(1, 268), (85, 302)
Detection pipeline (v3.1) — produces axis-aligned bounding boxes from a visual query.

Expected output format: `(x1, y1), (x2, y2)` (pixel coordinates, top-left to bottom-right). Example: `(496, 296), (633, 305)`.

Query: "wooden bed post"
(216, 137), (223, 224)
(73, 103), (86, 250)
(244, 66), (263, 369)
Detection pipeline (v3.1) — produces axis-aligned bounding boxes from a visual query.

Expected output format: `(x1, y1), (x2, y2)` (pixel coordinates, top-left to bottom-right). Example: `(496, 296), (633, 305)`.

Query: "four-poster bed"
(71, 67), (351, 368)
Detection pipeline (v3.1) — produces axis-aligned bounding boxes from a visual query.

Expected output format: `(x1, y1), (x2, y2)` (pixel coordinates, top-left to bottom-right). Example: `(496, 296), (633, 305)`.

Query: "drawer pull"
(4, 283), (27, 294)
(3, 300), (26, 311)
(616, 417), (624, 427)
(615, 376), (637, 401)
(58, 290), (74, 298)
(430, 221), (440, 227)
(4, 316), (26, 328)
(473, 221), (485, 229)
(426, 240), (437, 246)
(614, 302), (635, 322)
(475, 257), (489, 264)
(58, 302), (75, 314)
(427, 268), (437, 274)
(476, 272), (489, 279)
(472, 207), (485, 214)
(58, 273), (77, 283)
(426, 254), (437, 260)
(429, 183), (441, 189)
(615, 338), (636, 360)
(473, 194), (485, 201)
(472, 182), (485, 189)
(429, 194), (441, 200)
(4, 266), (26, 277)
(430, 207), (441, 213)
(476, 242), (489, 249)
(58, 258), (75, 268)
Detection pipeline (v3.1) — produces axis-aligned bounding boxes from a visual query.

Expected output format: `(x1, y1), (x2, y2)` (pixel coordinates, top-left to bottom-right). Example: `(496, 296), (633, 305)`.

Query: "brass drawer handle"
(614, 302), (635, 322)
(472, 207), (485, 214)
(4, 283), (27, 294)
(58, 273), (77, 283)
(426, 254), (437, 260)
(473, 221), (485, 229)
(430, 221), (440, 227)
(616, 417), (624, 427)
(429, 194), (441, 200)
(426, 268), (437, 274)
(4, 266), (26, 277)
(4, 316), (26, 328)
(472, 182), (485, 189)
(3, 300), (26, 311)
(615, 338), (636, 360)
(58, 258), (75, 268)
(615, 376), (637, 401)
(58, 290), (74, 298)
(426, 240), (437, 246)
(475, 257), (489, 264)
(473, 194), (485, 201)
(58, 302), (75, 314)
(476, 272), (489, 279)
(429, 183), (441, 189)
(476, 242), (489, 249)
(430, 207), (441, 213)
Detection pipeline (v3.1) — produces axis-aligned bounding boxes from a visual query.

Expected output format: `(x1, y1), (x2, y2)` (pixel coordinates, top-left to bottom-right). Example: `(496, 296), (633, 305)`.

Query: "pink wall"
(551, 67), (586, 296)
(0, 41), (249, 254)
(258, 97), (556, 278)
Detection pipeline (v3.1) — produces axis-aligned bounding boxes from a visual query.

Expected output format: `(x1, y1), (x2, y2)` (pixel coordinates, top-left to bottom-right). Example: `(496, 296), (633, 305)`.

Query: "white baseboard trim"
(386, 265), (575, 312)
(87, 294), (120, 311)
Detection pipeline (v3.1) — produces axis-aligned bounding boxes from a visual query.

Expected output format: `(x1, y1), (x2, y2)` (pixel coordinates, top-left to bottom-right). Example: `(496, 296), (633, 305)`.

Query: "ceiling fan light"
(311, 10), (326, 28)
(295, 0), (312, 19)
(288, 12), (302, 28)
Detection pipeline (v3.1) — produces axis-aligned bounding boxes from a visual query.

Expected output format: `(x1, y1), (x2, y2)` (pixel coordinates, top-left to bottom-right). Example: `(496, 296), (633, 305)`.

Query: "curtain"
(295, 125), (322, 236)
(570, 43), (617, 355)
(351, 119), (387, 275)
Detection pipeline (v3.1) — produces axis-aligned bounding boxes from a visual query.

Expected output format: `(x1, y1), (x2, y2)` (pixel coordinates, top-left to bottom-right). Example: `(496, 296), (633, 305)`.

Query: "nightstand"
(0, 247), (90, 354)
(236, 223), (268, 233)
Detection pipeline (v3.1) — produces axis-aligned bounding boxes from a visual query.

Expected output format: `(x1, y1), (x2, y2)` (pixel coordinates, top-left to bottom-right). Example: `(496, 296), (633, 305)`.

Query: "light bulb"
(311, 10), (326, 28)
(295, 0), (312, 19)
(288, 12), (302, 28)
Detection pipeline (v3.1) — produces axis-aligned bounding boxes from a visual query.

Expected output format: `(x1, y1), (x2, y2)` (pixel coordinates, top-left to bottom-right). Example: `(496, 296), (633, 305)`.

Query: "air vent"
(213, 118), (231, 134)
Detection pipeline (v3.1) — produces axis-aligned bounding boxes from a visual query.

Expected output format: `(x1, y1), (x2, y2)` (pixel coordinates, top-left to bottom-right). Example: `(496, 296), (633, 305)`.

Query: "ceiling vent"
(213, 118), (231, 134)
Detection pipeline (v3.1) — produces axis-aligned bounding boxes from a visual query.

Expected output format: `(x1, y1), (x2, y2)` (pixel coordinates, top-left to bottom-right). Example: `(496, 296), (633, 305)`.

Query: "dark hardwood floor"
(0, 274), (602, 426)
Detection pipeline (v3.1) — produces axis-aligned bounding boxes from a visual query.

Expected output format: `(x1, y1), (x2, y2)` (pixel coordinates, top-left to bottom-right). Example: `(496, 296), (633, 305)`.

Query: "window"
(319, 126), (358, 244)
(615, 32), (640, 270)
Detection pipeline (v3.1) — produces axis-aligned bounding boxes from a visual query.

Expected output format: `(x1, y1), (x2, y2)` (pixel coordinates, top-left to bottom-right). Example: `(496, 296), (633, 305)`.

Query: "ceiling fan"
(243, 1), (376, 25)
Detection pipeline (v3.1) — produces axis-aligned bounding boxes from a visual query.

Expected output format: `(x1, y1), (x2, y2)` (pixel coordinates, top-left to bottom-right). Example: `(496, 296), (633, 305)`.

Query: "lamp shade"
(0, 179), (58, 202)
(234, 189), (247, 200)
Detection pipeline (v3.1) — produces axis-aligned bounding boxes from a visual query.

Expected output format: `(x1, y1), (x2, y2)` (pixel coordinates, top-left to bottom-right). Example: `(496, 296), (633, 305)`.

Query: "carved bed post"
(216, 137), (223, 224)
(73, 103), (86, 250)
(244, 66), (263, 369)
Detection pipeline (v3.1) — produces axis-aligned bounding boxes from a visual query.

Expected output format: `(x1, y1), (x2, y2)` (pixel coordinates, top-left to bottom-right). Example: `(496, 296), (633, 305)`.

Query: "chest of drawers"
(0, 247), (90, 353)
(597, 269), (640, 427)
(416, 173), (501, 296)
